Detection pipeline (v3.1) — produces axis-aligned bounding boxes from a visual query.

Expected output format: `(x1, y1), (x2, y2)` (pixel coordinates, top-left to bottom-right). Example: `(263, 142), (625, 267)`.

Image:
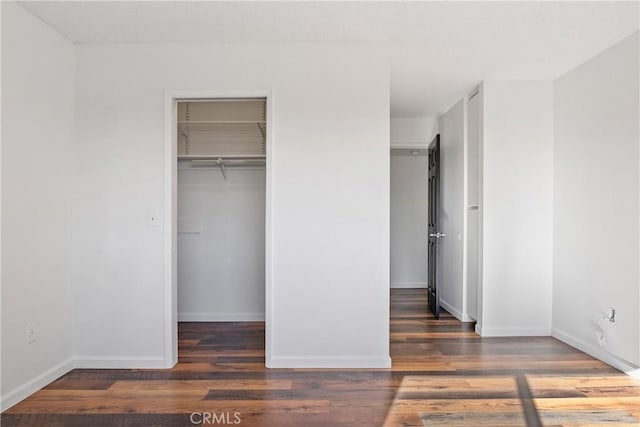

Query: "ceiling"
(19, 1), (640, 117)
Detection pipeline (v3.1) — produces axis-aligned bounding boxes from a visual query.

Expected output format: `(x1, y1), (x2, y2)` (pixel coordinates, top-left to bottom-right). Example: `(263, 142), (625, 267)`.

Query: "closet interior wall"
(177, 99), (266, 321)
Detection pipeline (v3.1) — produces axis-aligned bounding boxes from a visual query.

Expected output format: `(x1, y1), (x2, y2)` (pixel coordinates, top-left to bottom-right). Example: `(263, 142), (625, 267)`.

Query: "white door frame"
(163, 89), (274, 367)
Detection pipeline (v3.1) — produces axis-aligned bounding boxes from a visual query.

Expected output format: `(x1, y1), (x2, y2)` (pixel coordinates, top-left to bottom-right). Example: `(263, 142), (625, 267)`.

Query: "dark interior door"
(427, 135), (441, 319)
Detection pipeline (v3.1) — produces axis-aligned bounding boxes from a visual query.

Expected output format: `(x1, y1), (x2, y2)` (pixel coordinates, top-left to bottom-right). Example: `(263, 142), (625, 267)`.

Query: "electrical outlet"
(26, 323), (36, 344)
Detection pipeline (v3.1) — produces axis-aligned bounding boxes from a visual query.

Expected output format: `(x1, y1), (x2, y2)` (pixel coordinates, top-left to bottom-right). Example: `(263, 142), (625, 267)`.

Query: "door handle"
(429, 232), (447, 238)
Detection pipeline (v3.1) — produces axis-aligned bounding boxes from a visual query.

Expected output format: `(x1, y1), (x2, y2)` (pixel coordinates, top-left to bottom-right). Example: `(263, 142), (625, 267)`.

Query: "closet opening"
(173, 97), (268, 366)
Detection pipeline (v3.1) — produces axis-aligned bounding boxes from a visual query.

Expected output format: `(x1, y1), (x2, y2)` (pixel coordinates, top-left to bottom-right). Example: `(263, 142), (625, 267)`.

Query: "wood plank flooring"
(3, 289), (639, 426)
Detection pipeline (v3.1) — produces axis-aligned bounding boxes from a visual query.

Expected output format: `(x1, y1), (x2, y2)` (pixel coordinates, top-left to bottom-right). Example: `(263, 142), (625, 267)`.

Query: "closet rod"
(177, 164), (264, 170)
(189, 160), (265, 166)
(176, 98), (266, 103)
(178, 154), (265, 160)
(181, 157), (265, 180)
(177, 120), (266, 124)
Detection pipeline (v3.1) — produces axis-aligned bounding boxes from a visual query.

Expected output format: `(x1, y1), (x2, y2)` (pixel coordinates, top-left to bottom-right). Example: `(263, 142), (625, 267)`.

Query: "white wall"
(437, 100), (466, 320)
(391, 116), (438, 147)
(1, 2), (75, 409)
(177, 163), (265, 320)
(479, 81), (554, 336)
(553, 32), (639, 370)
(73, 43), (391, 368)
(465, 92), (481, 321)
(390, 151), (428, 288)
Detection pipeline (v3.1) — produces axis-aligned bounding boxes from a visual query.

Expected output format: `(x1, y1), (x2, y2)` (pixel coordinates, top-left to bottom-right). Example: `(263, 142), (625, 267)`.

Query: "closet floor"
(2, 289), (639, 426)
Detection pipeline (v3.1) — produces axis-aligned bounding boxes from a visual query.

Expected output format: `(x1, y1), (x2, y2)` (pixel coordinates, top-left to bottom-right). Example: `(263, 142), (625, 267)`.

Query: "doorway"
(390, 148), (429, 290)
(164, 91), (273, 367)
(427, 134), (441, 318)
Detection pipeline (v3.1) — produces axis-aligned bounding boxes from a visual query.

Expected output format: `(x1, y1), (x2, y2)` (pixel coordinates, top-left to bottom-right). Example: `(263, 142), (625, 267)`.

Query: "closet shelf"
(177, 99), (266, 161)
(177, 121), (266, 146)
(179, 121), (265, 133)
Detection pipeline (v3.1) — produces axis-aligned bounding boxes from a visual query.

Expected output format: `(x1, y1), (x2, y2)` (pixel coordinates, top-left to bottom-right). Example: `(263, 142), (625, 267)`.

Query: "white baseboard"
(477, 326), (551, 337)
(552, 328), (639, 376)
(390, 282), (427, 289)
(267, 355), (391, 369)
(178, 312), (265, 322)
(0, 358), (74, 412)
(1, 356), (169, 410)
(439, 298), (461, 319)
(439, 298), (475, 322)
(73, 356), (166, 369)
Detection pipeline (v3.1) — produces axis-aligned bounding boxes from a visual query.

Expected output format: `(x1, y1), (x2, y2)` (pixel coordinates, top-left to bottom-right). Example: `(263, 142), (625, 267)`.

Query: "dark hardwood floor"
(2, 289), (639, 426)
